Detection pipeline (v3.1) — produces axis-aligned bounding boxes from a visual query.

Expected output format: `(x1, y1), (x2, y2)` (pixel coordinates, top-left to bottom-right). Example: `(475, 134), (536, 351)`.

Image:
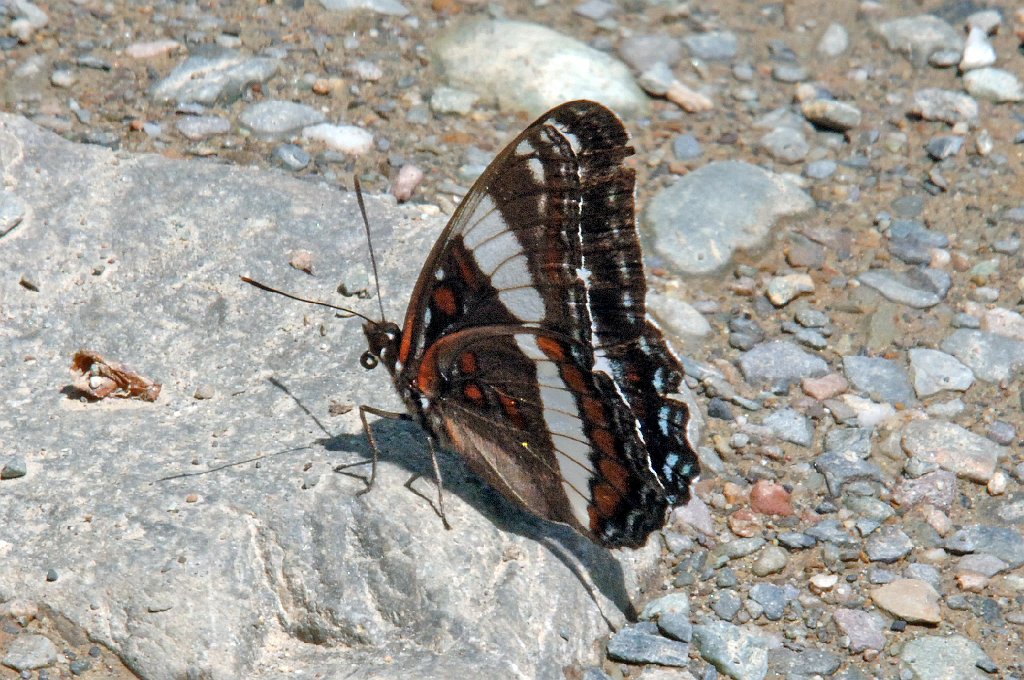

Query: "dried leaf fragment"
(70, 350), (161, 402)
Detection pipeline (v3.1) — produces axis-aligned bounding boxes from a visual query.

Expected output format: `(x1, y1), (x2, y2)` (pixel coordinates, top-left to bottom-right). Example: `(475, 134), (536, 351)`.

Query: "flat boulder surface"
(0, 113), (641, 680)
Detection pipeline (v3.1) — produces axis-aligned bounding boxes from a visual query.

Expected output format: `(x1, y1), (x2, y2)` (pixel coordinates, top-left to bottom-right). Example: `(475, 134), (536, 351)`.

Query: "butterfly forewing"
(396, 102), (633, 368)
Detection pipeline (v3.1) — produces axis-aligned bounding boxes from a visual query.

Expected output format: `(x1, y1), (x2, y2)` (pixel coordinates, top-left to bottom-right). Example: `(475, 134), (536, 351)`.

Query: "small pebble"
(804, 159), (837, 179)
(925, 135), (964, 160)
(125, 39), (181, 59)
(959, 26), (996, 71)
(176, 115), (231, 141)
(683, 31), (738, 61)
(817, 23), (849, 57)
(802, 99), (861, 131)
(672, 133), (702, 160)
(1, 634), (59, 671)
(760, 127), (809, 164)
(870, 578), (941, 624)
(301, 123), (374, 155)
(193, 385), (215, 400)
(573, 0), (615, 21)
(391, 164), (424, 203)
(429, 86), (479, 115)
(272, 144), (310, 171)
(767, 273), (814, 306)
(963, 68), (1024, 102)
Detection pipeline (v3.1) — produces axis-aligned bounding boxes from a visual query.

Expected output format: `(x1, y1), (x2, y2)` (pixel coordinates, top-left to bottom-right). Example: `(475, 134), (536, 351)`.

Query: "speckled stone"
(692, 620), (770, 680)
(901, 420), (1004, 483)
(875, 15), (963, 67)
(865, 527), (914, 563)
(941, 329), (1024, 382)
(945, 525), (1024, 568)
(901, 635), (993, 680)
(762, 407), (814, 446)
(759, 127), (809, 164)
(815, 450), (885, 495)
(640, 593), (691, 621)
(749, 583), (788, 620)
(607, 623), (690, 667)
(908, 348), (974, 396)
(833, 608), (885, 653)
(909, 88), (979, 125)
(893, 470), (957, 510)
(711, 589), (742, 620)
(842, 355), (915, 405)
(858, 267), (950, 308)
(738, 341), (828, 387)
(1, 634), (59, 671)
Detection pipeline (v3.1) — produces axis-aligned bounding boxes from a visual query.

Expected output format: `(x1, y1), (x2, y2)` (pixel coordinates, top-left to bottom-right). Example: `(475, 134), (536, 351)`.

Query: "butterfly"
(247, 100), (700, 548)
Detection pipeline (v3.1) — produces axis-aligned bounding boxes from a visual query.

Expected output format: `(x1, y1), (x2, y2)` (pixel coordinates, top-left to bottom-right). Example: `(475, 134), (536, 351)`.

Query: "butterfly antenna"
(240, 276), (375, 324)
(353, 176), (388, 323)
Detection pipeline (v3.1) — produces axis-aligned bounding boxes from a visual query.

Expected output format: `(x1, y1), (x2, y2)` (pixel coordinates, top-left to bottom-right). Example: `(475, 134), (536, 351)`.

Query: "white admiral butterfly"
(250, 100), (700, 548)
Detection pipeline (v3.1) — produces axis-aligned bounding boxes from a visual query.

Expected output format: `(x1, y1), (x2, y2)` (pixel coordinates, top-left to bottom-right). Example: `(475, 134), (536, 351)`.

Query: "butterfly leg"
(334, 405), (410, 495)
(425, 435), (452, 531)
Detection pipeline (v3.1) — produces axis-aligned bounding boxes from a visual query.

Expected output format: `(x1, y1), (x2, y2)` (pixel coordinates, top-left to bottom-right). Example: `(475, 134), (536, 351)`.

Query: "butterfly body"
(358, 101), (700, 549)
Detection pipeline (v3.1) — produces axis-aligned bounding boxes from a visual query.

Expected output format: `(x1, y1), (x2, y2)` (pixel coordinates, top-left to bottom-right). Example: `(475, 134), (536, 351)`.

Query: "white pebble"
(987, 470), (1008, 495)
(960, 26), (997, 71)
(391, 164), (424, 203)
(301, 123), (373, 155)
(125, 39), (182, 59)
(975, 129), (994, 155)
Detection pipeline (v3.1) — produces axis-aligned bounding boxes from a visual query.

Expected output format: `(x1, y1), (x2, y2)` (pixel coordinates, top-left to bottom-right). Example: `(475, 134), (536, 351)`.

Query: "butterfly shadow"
(255, 375), (638, 623)
(319, 417), (639, 624)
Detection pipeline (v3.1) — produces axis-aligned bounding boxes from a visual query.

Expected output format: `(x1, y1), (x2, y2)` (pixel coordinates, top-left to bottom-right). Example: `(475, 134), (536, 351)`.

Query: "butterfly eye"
(360, 351), (379, 370)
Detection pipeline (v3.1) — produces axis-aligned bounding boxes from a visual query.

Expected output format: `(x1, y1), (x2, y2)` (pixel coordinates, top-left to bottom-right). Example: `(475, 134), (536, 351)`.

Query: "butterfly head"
(361, 320), (401, 374)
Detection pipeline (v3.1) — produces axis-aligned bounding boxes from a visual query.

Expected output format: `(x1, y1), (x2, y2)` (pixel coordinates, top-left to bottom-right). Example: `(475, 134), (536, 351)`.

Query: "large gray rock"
(642, 161), (814, 275)
(432, 19), (649, 117)
(0, 113), (649, 680)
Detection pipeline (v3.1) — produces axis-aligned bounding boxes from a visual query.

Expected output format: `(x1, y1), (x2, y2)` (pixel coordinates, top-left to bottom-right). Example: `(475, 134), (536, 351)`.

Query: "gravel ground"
(3, 0), (1024, 679)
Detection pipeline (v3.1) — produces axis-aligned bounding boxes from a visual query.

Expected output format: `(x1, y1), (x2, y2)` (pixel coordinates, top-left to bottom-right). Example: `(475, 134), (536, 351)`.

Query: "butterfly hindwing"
(415, 325), (669, 547)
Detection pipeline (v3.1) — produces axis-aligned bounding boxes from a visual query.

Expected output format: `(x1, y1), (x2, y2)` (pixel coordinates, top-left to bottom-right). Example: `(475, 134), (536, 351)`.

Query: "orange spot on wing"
(561, 365), (587, 393)
(599, 458), (630, 494)
(452, 245), (479, 289)
(591, 428), (617, 457)
(432, 286), (457, 316)
(459, 351), (479, 375)
(582, 396), (606, 426)
(536, 335), (565, 360)
(416, 344), (442, 395)
(399, 327), (413, 365)
(591, 482), (621, 525)
(498, 393), (526, 429)
(463, 382), (485, 405)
